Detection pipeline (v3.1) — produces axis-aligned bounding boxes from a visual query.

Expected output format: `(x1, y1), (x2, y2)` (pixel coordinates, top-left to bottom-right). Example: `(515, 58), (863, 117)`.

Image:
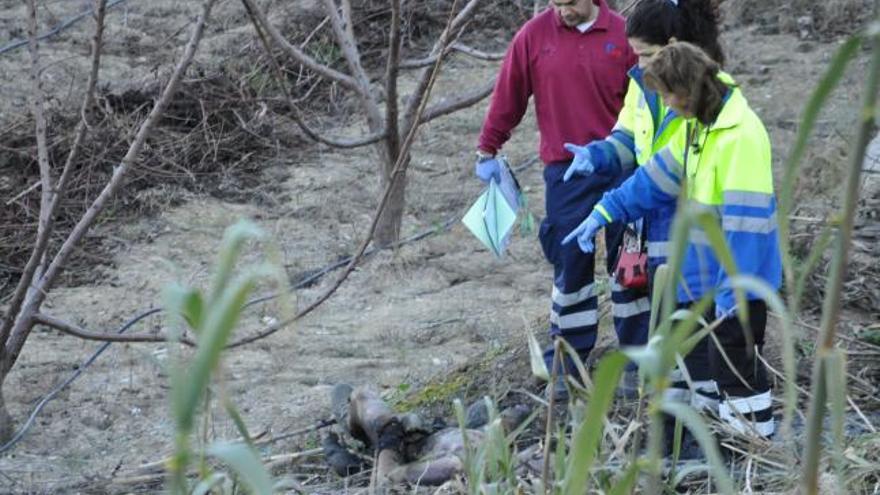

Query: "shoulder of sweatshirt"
(512, 8), (556, 42)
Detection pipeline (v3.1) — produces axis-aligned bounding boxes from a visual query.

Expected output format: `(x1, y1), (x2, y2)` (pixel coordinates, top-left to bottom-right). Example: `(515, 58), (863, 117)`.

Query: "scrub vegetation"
(0, 0), (877, 493)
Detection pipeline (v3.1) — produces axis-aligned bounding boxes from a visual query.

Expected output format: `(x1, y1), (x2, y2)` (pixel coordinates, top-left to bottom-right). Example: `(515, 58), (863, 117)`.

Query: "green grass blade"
(209, 220), (264, 305)
(206, 441), (274, 495)
(649, 264), (670, 337)
(622, 335), (663, 379)
(793, 225), (833, 312)
(191, 472), (227, 495)
(607, 460), (641, 495)
(825, 349), (848, 495)
(224, 398), (255, 448)
(727, 274), (799, 439)
(527, 329), (550, 381)
(179, 265), (274, 430)
(562, 352), (628, 495)
(666, 294), (714, 362)
(660, 401), (735, 495)
(556, 337), (592, 392)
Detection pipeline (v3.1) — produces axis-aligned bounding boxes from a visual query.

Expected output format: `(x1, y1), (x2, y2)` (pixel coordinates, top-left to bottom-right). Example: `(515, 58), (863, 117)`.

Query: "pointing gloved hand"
(562, 142), (611, 181)
(474, 152), (502, 184)
(561, 209), (609, 254)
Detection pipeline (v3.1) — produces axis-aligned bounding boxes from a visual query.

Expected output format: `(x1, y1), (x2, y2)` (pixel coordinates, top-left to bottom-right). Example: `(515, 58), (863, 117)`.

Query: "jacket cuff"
(594, 204), (613, 224)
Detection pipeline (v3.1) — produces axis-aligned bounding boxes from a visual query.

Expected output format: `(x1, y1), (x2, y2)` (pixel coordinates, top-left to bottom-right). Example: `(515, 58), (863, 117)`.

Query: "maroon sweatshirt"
(478, 1), (635, 165)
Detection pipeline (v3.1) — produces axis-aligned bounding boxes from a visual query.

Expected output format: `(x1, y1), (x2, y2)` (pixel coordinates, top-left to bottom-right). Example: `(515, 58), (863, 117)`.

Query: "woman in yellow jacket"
(560, 0), (725, 398)
(565, 42), (782, 438)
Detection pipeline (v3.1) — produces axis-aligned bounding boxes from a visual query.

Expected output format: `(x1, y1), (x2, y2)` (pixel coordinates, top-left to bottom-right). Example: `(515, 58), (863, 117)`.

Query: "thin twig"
(401, 0), (484, 132)
(420, 79), (494, 124)
(772, 312), (880, 352)
(400, 42), (504, 69)
(1, 0), (217, 374)
(320, 0), (382, 125)
(242, 0), (386, 148)
(33, 313), (197, 347)
(240, 0), (361, 94)
(228, 0), (465, 349)
(4, 181), (41, 205)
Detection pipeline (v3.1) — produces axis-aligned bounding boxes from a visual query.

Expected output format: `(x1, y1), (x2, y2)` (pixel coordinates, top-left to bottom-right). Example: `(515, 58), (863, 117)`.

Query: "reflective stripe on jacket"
(596, 66), (683, 267)
(595, 81), (783, 312)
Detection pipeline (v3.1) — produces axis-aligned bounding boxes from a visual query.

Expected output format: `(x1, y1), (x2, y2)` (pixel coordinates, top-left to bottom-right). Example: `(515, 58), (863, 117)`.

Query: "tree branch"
(2, 0), (217, 372)
(0, 0), (100, 348)
(240, 0), (362, 95)
(33, 313), (196, 347)
(401, 0), (484, 132)
(320, 0), (382, 126)
(243, 2), (387, 148)
(228, 0), (461, 349)
(26, 0), (53, 249)
(400, 42), (504, 69)
(419, 78), (494, 124)
(384, 0), (402, 158)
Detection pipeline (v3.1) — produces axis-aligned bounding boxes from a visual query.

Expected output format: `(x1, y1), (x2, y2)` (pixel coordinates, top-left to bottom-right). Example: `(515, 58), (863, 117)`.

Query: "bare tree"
(241, 0), (501, 245)
(0, 0), (218, 441)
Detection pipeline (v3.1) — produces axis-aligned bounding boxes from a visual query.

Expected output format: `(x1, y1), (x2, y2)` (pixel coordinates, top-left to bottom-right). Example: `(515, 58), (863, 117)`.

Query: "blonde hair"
(643, 41), (729, 124)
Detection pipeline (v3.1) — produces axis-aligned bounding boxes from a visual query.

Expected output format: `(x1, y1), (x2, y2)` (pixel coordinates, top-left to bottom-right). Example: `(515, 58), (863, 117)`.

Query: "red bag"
(614, 225), (648, 291)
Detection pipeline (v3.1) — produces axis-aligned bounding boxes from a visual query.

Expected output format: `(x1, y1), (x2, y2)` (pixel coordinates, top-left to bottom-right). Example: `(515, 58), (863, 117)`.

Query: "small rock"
(796, 42), (816, 53)
(81, 411), (112, 431)
(465, 400), (489, 429)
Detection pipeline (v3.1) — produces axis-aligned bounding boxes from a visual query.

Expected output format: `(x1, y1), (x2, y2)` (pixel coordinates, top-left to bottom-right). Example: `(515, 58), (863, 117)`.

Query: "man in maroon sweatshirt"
(474, 0), (637, 397)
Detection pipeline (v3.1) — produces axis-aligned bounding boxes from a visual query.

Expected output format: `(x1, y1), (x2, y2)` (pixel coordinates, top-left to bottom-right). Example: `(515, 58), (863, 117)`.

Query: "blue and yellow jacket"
(590, 67), (683, 269)
(593, 82), (783, 312)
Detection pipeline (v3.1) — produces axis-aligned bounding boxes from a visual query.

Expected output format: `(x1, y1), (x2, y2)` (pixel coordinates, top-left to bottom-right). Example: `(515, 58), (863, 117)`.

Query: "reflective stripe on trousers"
(719, 390), (775, 437)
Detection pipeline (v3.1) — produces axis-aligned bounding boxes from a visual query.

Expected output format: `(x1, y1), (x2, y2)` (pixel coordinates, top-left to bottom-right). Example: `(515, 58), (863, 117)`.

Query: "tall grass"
(165, 221), (280, 495)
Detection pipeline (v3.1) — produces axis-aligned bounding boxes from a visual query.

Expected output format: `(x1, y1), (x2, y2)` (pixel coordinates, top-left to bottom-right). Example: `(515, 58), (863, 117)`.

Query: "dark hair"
(643, 42), (729, 125)
(626, 0), (725, 66)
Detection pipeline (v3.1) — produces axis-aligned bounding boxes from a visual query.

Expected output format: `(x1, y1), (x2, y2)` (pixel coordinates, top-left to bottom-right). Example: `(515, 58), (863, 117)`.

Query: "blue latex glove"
(562, 143), (596, 182)
(561, 210), (608, 253)
(475, 156), (502, 184)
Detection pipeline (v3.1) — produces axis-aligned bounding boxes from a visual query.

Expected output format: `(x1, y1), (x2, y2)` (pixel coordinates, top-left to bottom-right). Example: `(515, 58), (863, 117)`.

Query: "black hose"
(0, 0), (131, 57)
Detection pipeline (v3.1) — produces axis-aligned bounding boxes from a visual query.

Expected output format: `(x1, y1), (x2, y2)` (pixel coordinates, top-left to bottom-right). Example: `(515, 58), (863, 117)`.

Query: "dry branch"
(400, 42), (504, 69)
(228, 0), (464, 349)
(402, 0), (484, 132)
(26, 0), (53, 244)
(420, 79), (495, 124)
(243, 2), (387, 148)
(33, 313), (197, 347)
(0, 0), (109, 350)
(240, 0), (362, 94)
(384, 0), (403, 159)
(1, 0), (218, 374)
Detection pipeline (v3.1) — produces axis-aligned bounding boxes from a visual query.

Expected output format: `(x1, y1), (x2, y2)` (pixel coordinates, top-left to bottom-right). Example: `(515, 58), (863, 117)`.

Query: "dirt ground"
(0, 0), (877, 493)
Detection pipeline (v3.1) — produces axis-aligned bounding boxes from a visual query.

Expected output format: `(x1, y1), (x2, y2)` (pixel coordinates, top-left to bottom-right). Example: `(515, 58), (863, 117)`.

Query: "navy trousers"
(538, 163), (650, 373)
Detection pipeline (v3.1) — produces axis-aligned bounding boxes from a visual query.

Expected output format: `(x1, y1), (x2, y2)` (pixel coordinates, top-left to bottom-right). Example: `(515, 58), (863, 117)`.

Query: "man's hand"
(561, 210), (608, 253)
(562, 143), (596, 181)
(474, 152), (502, 184)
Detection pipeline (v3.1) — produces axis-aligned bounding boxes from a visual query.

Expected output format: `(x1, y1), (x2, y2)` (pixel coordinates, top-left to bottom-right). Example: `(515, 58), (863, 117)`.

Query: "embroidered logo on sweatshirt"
(605, 42), (623, 59)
